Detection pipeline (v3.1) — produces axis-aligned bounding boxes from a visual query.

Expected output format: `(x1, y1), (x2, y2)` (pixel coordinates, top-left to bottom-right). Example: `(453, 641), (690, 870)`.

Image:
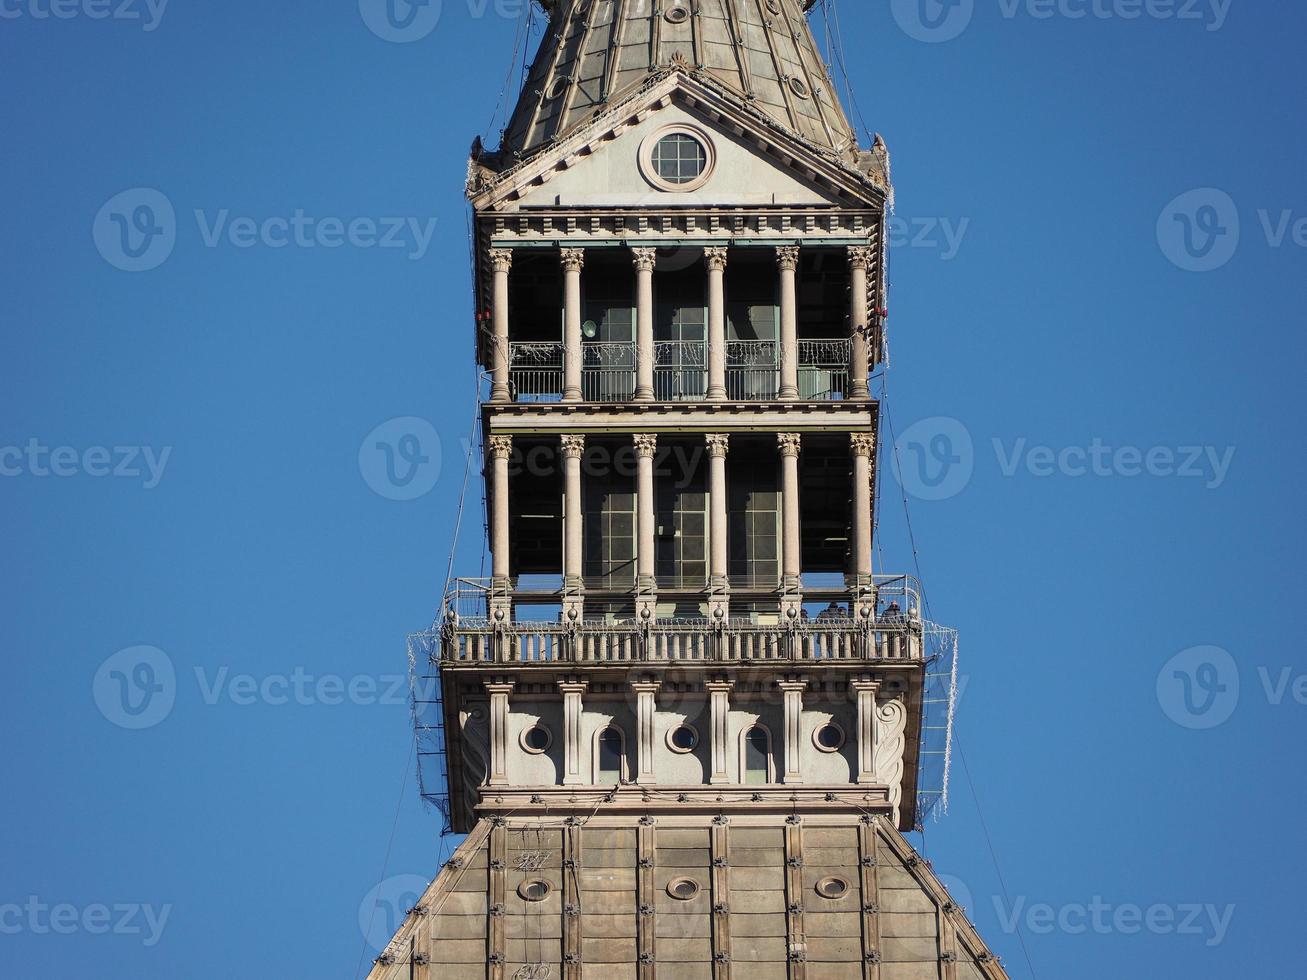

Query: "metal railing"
(726, 340), (779, 400)
(653, 340), (706, 401)
(509, 342), (564, 402)
(797, 338), (852, 401)
(582, 342), (637, 403)
(437, 576), (924, 667)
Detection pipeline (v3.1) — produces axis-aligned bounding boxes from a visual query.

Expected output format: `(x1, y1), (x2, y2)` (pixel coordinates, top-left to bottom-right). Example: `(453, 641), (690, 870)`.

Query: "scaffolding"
(409, 631), (454, 837)
(915, 623), (959, 826)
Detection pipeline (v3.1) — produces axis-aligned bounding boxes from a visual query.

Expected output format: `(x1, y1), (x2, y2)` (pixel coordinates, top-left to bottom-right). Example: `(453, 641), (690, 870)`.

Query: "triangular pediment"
(470, 72), (887, 214)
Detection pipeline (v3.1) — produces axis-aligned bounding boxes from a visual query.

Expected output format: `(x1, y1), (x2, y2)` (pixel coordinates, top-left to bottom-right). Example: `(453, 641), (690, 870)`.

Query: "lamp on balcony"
(582, 319), (599, 339)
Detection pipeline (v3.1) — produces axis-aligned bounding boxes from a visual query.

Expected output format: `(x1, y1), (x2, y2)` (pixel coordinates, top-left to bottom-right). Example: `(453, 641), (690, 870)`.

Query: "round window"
(521, 725), (553, 754)
(518, 880), (552, 902)
(667, 877), (701, 901)
(652, 134), (707, 185)
(813, 723), (845, 752)
(815, 876), (851, 900)
(667, 724), (699, 753)
(789, 76), (812, 100)
(664, 4), (690, 24)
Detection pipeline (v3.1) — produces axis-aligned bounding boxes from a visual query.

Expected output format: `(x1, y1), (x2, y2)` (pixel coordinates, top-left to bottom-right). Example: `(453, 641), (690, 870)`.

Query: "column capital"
(633, 433), (658, 459)
(631, 247), (657, 272)
(850, 676), (882, 695)
(776, 245), (800, 271)
(488, 435), (515, 460)
(561, 433), (587, 459)
(556, 677), (590, 695)
(850, 432), (876, 458)
(704, 246), (729, 272)
(705, 433), (730, 458)
(777, 432), (802, 458)
(488, 247), (514, 273)
(705, 678), (735, 694)
(560, 247), (586, 272)
(630, 679), (662, 695)
(484, 679), (516, 696)
(848, 245), (875, 270)
(776, 677), (809, 694)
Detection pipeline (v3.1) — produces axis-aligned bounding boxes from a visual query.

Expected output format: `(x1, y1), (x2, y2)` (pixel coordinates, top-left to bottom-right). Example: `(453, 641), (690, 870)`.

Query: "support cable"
(353, 737), (417, 980)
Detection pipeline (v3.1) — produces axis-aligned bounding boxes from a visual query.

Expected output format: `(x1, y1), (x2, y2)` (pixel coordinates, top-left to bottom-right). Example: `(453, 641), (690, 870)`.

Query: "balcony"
(504, 338), (853, 405)
(434, 576), (923, 669)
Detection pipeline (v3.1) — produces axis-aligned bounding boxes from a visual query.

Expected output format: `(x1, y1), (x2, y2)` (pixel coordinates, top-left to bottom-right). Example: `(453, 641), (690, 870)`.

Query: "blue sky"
(1, 1), (1304, 977)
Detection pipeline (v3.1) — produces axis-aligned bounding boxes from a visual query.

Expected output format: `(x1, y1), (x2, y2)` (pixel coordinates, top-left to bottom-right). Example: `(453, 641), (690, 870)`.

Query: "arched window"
(743, 725), (772, 785)
(597, 727), (625, 785)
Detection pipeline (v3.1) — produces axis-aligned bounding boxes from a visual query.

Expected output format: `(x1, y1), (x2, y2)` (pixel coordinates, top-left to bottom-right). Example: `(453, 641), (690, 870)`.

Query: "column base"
(706, 387), (726, 401)
(849, 382), (871, 400)
(490, 578), (513, 623)
(778, 386), (799, 401)
(847, 573), (876, 619)
(490, 384), (511, 403)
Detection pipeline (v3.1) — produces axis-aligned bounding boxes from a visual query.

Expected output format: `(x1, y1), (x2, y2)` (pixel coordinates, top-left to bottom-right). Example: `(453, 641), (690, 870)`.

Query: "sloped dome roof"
(501, 0), (860, 163)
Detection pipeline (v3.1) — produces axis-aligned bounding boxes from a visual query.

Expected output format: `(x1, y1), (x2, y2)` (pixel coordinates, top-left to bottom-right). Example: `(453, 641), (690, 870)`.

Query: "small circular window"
(813, 723), (845, 753)
(664, 4), (690, 24)
(652, 134), (706, 185)
(518, 880), (552, 902)
(521, 725), (553, 754)
(815, 876), (851, 900)
(667, 877), (701, 901)
(667, 724), (699, 753)
(789, 76), (812, 100)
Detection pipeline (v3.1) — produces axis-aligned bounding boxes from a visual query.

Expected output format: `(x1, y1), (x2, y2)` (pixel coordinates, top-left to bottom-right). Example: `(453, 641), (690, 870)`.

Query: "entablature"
(482, 398), (878, 435)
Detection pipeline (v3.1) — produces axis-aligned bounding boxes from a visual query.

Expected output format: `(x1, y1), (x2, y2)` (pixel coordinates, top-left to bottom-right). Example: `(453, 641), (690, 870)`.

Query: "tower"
(372, 2), (1008, 977)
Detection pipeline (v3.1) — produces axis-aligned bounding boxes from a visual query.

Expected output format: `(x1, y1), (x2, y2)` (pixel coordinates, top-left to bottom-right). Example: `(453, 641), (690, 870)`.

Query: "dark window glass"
(655, 442), (708, 588)
(745, 727), (769, 785)
(729, 456), (780, 588)
(598, 728), (623, 784)
(524, 726), (550, 751)
(817, 725), (842, 750)
(671, 726), (698, 751)
(652, 134), (706, 184)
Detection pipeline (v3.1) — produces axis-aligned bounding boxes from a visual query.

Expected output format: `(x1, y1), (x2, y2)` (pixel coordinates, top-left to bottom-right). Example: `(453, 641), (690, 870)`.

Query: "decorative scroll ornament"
(560, 433), (586, 459)
(459, 708), (490, 825)
(848, 245), (875, 270)
(631, 247), (657, 272)
(875, 697), (908, 823)
(850, 432), (876, 458)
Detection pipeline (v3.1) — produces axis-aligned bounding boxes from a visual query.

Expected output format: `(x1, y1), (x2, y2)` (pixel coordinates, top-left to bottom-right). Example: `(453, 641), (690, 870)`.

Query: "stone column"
(561, 248), (585, 403)
(488, 435), (514, 616)
(850, 432), (875, 614)
(558, 678), (589, 786)
(851, 676), (881, 785)
(634, 433), (658, 620)
(633, 248), (656, 402)
(777, 433), (802, 618)
(485, 679), (515, 787)
(706, 678), (735, 785)
(777, 677), (808, 785)
(561, 434), (586, 621)
(848, 246), (874, 400)
(489, 248), (513, 403)
(706, 433), (730, 620)
(777, 246), (800, 401)
(631, 677), (661, 785)
(705, 247), (728, 401)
